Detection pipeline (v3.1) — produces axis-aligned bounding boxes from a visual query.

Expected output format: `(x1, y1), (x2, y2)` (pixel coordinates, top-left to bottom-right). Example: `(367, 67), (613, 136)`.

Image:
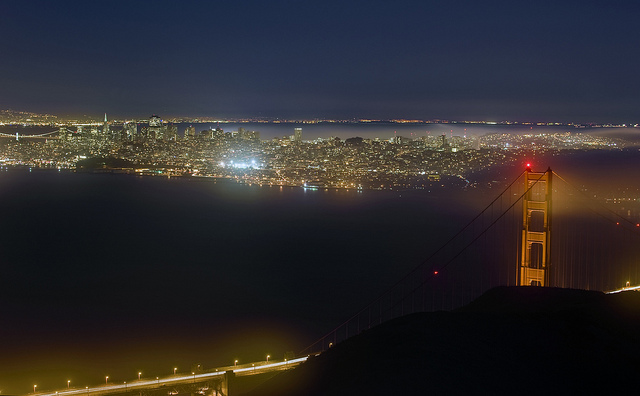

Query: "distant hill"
(0, 109), (58, 123)
(245, 287), (640, 395)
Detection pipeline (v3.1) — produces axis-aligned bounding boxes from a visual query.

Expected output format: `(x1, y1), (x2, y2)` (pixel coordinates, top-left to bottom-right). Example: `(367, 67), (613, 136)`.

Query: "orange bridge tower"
(519, 166), (552, 286)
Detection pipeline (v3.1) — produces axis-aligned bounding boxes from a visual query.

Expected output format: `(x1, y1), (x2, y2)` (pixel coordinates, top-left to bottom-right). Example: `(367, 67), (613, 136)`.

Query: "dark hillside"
(245, 287), (640, 395)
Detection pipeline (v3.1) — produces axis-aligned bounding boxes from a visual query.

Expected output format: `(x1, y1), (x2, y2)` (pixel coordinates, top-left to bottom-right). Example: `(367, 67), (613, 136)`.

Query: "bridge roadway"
(33, 357), (308, 396)
(0, 132), (59, 140)
(606, 284), (640, 294)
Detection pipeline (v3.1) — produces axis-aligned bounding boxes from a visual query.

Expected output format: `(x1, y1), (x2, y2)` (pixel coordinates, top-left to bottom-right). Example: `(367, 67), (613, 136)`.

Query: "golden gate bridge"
(301, 164), (640, 354)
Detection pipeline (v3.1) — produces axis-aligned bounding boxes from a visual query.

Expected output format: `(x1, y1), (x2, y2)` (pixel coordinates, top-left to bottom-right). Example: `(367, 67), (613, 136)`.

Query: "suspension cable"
(299, 168), (530, 354)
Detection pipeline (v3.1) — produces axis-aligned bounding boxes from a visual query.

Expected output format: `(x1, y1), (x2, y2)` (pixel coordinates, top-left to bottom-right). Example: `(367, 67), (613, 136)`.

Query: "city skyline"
(1, 1), (639, 122)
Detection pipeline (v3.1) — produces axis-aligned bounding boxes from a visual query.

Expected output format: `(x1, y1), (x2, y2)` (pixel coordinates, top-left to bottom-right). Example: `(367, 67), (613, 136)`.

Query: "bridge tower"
(518, 166), (552, 286)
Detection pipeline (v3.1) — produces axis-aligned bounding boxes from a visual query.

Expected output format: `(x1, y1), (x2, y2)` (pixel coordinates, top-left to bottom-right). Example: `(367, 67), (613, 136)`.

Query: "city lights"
(0, 116), (631, 191)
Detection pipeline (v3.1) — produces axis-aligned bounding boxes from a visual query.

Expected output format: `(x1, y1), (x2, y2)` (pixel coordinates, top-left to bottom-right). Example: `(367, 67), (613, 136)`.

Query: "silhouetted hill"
(244, 287), (640, 395)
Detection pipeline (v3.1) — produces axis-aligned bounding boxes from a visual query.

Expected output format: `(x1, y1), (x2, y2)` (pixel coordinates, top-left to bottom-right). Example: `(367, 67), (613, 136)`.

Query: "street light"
(68, 380), (71, 389)
(192, 373), (195, 383)
(105, 376), (109, 385)
(156, 377), (159, 384)
(33, 385), (37, 393)
(124, 382), (126, 391)
(138, 372), (141, 380)
(173, 367), (177, 375)
(234, 360), (238, 367)
(266, 355), (270, 362)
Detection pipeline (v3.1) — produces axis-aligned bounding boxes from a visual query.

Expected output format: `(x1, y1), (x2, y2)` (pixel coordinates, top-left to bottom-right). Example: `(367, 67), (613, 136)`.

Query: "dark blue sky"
(1, 0), (639, 122)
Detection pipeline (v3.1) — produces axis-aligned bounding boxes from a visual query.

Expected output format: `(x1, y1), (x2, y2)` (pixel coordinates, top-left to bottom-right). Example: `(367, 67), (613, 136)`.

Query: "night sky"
(1, 0), (639, 122)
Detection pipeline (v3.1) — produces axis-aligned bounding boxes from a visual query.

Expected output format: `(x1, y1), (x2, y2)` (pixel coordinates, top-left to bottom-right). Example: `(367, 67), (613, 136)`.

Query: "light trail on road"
(35, 357), (308, 396)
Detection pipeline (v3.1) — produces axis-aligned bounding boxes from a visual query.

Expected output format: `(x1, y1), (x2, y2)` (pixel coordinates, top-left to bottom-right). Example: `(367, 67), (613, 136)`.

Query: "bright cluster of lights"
(219, 159), (259, 169)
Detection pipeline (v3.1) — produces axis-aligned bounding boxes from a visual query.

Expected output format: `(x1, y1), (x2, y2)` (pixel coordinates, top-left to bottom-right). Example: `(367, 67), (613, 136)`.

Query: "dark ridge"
(244, 287), (640, 395)
(456, 286), (607, 313)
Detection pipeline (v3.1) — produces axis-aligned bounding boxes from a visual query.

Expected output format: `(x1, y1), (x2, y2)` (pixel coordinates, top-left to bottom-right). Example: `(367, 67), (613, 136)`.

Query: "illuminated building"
(102, 113), (110, 136)
(124, 122), (137, 141)
(149, 115), (162, 127)
(166, 124), (178, 141)
(294, 127), (302, 143)
(145, 114), (166, 140)
(184, 125), (196, 139)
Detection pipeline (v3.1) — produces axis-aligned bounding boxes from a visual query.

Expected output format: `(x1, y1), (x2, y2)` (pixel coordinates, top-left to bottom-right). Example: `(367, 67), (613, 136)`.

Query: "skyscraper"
(149, 115), (162, 127)
(102, 113), (110, 136)
(124, 122), (137, 141)
(184, 125), (196, 139)
(146, 115), (165, 140)
(294, 127), (302, 143)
